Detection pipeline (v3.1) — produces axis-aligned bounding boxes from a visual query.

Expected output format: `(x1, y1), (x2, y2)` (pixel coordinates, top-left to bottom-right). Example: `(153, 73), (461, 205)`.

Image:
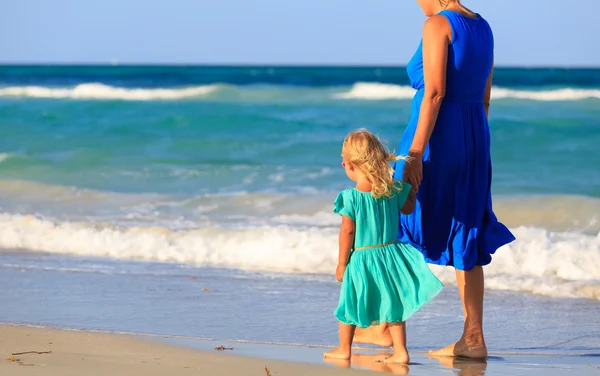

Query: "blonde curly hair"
(341, 129), (406, 199)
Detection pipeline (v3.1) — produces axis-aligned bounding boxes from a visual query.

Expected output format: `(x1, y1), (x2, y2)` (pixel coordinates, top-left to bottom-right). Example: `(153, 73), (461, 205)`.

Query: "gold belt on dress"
(353, 240), (397, 251)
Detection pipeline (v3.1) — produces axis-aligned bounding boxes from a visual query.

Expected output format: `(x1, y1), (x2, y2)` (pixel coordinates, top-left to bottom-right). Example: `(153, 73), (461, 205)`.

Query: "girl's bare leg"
(383, 322), (410, 364)
(324, 322), (356, 360)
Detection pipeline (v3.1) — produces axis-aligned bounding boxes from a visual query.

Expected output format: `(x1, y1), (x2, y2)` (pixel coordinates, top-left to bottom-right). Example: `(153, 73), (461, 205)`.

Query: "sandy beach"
(0, 325), (379, 376)
(2, 325), (599, 376)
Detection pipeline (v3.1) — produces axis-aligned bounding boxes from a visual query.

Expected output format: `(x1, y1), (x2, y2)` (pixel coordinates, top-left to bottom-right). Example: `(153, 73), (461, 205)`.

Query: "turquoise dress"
(333, 183), (443, 328)
(393, 10), (515, 270)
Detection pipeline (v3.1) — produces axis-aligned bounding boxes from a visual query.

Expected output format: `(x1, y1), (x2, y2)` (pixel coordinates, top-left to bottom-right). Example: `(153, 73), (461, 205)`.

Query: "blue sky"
(1, 0), (597, 66)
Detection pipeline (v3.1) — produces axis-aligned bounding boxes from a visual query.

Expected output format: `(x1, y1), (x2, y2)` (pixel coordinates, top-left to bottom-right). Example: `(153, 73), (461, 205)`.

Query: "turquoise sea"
(0, 66), (599, 356)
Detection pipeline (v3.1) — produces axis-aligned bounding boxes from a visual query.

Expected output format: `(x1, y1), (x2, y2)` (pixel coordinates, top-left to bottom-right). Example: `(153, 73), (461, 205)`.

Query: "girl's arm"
(336, 216), (355, 282)
(400, 189), (417, 215)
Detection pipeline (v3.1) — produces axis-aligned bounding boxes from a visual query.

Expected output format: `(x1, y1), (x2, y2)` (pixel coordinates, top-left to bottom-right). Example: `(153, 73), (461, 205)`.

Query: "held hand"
(336, 264), (346, 282)
(404, 152), (423, 191)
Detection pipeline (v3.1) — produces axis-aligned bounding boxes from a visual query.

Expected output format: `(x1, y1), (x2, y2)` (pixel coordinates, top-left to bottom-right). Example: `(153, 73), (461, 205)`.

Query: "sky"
(1, 0), (598, 66)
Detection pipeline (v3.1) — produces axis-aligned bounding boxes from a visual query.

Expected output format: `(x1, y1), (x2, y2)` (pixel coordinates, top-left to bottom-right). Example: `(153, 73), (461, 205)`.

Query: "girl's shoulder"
(333, 188), (365, 220)
(334, 188), (362, 206)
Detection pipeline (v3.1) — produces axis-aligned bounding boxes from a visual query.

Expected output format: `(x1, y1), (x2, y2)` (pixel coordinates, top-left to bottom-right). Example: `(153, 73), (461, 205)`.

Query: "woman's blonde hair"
(341, 129), (404, 199)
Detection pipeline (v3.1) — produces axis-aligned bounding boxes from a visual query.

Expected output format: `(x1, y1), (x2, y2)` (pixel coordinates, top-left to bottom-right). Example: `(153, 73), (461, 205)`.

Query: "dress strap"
(438, 10), (457, 44)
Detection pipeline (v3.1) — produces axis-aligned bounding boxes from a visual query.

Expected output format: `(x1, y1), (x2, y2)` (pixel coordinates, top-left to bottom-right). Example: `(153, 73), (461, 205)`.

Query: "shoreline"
(1, 324), (598, 375)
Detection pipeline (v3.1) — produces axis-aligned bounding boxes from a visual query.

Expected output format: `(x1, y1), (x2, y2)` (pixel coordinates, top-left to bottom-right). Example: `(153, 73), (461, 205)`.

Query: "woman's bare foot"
(437, 267), (488, 359)
(324, 347), (351, 360)
(429, 337), (488, 359)
(383, 350), (410, 364)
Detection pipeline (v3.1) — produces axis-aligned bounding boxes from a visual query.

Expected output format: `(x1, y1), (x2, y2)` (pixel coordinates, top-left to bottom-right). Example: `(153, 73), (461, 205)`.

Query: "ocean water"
(0, 66), (599, 355)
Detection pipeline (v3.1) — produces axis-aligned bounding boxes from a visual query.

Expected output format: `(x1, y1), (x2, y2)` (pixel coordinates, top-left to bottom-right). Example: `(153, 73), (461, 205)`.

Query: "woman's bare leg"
(430, 266), (488, 358)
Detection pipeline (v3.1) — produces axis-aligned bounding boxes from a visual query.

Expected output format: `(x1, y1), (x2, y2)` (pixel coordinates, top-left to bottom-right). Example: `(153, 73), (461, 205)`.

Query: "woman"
(354, 0), (515, 358)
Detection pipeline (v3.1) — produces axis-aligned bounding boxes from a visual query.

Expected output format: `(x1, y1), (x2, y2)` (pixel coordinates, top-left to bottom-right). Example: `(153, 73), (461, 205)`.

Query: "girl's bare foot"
(324, 347), (351, 360)
(383, 350), (410, 364)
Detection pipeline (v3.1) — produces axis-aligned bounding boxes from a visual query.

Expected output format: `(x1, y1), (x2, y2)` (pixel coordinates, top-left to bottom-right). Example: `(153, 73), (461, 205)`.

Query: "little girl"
(324, 129), (443, 364)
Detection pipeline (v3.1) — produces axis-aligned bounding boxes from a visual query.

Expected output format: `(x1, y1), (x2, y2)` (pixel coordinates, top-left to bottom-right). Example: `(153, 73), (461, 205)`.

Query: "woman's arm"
(483, 59), (494, 118)
(406, 15), (451, 186)
(336, 215), (355, 282)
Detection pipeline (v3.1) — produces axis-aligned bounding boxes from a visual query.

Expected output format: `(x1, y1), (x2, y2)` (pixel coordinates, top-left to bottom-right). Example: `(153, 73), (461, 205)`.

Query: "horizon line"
(0, 62), (599, 69)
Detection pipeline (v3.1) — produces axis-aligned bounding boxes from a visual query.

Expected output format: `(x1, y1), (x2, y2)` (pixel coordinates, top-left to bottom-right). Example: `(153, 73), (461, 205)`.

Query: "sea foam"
(334, 82), (600, 101)
(0, 83), (217, 100)
(1, 212), (599, 300)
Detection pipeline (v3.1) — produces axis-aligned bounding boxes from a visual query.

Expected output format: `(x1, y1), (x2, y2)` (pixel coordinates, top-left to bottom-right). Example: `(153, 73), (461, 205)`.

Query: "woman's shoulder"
(423, 13), (451, 30)
(422, 13), (453, 42)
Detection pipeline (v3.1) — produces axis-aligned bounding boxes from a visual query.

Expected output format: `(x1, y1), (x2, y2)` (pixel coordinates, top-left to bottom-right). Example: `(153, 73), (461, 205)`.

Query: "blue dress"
(393, 10), (515, 270)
